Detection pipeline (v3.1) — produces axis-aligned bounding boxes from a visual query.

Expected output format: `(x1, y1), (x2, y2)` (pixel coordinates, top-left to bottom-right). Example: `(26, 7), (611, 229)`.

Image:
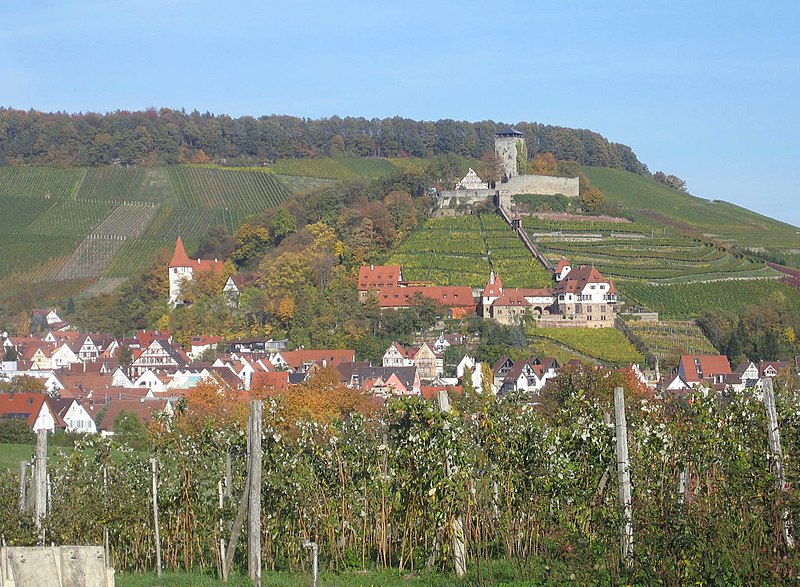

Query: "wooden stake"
(18, 461), (26, 514)
(763, 377), (795, 549)
(151, 458), (162, 577)
(614, 387), (633, 565)
(34, 431), (47, 530)
(437, 390), (466, 577)
(219, 478), (228, 581)
(248, 401), (263, 586)
(224, 456), (251, 579)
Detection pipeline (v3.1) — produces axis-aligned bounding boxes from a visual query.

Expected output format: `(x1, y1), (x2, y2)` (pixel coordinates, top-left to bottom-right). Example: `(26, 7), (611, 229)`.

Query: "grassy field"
(529, 326), (644, 365)
(0, 166), (290, 302)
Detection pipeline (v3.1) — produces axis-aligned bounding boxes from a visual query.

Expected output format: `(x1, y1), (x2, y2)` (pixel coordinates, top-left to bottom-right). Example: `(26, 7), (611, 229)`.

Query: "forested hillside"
(0, 108), (647, 173)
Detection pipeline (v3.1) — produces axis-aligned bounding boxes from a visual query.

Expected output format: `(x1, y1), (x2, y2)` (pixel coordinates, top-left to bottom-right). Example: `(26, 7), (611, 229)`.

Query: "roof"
(376, 286), (475, 308)
(0, 393), (63, 428)
(97, 399), (171, 431)
(169, 237), (225, 273)
(228, 273), (258, 290)
(346, 366), (419, 391)
(491, 289), (534, 308)
(358, 265), (403, 291)
(482, 272), (504, 298)
(252, 371), (289, 390)
(555, 258), (571, 272)
(679, 355), (732, 382)
(496, 127), (524, 137)
(278, 349), (356, 370)
(554, 266), (616, 295)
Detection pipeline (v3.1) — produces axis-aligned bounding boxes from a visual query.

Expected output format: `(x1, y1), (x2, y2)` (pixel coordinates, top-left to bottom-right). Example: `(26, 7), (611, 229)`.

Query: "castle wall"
(500, 175), (579, 198)
(437, 189), (495, 207)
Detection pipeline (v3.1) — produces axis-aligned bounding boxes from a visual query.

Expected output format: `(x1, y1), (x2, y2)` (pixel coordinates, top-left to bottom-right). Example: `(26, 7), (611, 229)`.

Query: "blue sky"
(3, 0), (800, 228)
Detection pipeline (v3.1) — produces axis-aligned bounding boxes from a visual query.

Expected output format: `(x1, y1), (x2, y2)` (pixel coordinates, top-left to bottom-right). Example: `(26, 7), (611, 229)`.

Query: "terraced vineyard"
(481, 214), (553, 287)
(532, 224), (775, 283)
(389, 215), (489, 286)
(584, 167), (800, 264)
(625, 319), (717, 362)
(169, 167), (289, 210)
(0, 165), (291, 301)
(620, 279), (800, 319)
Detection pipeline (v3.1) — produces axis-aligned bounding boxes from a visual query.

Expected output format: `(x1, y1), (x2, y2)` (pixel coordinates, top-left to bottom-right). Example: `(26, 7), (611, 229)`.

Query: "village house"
(678, 354), (733, 387)
(51, 398), (97, 434)
(168, 236), (225, 306)
(358, 264), (404, 301)
(223, 273), (258, 306)
(130, 338), (190, 377)
(382, 343), (416, 368)
(0, 392), (63, 432)
(547, 266), (618, 328)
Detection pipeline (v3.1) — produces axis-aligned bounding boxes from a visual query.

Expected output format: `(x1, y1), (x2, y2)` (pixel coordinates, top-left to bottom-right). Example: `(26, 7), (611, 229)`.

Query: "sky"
(3, 0), (800, 228)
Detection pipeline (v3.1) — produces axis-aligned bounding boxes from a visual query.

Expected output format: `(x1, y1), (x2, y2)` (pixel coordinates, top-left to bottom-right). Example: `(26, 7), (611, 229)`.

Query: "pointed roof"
(169, 237), (192, 268)
(555, 258), (571, 272)
(483, 272), (504, 298)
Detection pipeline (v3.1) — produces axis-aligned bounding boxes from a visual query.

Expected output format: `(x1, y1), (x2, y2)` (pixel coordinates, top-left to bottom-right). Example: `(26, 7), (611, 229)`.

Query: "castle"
(437, 128), (580, 207)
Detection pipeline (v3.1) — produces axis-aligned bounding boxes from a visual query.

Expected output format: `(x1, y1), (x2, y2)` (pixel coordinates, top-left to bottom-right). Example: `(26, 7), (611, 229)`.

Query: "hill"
(0, 166), (290, 302)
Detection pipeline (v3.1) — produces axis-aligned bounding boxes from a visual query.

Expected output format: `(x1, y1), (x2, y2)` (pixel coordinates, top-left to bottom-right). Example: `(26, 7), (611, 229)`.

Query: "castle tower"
(495, 127), (525, 180)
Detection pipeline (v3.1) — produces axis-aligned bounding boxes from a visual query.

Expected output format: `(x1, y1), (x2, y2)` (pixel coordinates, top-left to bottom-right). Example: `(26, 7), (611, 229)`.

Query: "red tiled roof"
(377, 286), (475, 308)
(279, 349), (356, 370)
(679, 355), (732, 382)
(358, 265), (403, 291)
(554, 266), (615, 294)
(252, 371), (289, 389)
(482, 272), (504, 297)
(169, 237), (225, 273)
(0, 393), (62, 428)
(555, 258), (570, 272)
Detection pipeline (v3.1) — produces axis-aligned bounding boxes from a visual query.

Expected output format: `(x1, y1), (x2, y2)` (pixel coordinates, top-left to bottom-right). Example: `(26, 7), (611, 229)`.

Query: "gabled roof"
(278, 349), (356, 370)
(679, 355), (732, 383)
(0, 393), (64, 429)
(252, 371), (289, 389)
(97, 399), (171, 431)
(385, 342), (407, 358)
(491, 289), (533, 307)
(346, 366), (419, 392)
(554, 258), (571, 272)
(554, 266), (616, 294)
(228, 273), (258, 290)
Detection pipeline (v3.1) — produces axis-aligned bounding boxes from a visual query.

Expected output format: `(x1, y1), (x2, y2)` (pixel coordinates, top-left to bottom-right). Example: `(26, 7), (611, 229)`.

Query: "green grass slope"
(583, 167), (800, 258)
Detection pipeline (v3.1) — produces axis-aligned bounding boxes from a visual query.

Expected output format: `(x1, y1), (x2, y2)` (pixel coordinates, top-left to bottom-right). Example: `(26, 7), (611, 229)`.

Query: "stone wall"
(499, 175), (580, 198)
(437, 189), (495, 208)
(495, 136), (519, 179)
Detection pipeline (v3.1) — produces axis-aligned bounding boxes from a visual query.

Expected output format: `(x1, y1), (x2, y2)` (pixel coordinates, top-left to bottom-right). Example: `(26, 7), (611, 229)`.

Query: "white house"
(52, 398), (97, 434)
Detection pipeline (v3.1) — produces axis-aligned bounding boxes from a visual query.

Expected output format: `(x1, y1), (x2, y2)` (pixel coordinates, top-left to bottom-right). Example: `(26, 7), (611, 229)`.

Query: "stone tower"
(495, 127), (525, 180)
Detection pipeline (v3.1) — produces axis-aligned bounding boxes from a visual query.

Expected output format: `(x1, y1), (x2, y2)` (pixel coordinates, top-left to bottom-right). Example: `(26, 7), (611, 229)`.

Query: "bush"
(0, 419), (35, 444)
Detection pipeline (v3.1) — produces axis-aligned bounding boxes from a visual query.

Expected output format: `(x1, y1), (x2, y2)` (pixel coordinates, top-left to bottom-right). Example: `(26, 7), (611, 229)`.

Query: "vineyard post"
(248, 400), (263, 586)
(219, 478), (228, 581)
(436, 390), (466, 577)
(18, 461), (26, 513)
(762, 377), (795, 549)
(34, 430), (47, 533)
(614, 387), (633, 566)
(151, 458), (162, 578)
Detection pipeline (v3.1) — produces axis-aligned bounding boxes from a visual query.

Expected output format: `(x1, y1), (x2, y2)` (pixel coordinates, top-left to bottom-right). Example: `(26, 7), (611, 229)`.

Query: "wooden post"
(614, 387), (633, 565)
(763, 378), (795, 549)
(436, 390), (466, 577)
(248, 400), (263, 586)
(34, 431), (47, 530)
(224, 458), (251, 579)
(219, 478), (228, 581)
(151, 458), (162, 577)
(225, 451), (232, 499)
(18, 461), (27, 514)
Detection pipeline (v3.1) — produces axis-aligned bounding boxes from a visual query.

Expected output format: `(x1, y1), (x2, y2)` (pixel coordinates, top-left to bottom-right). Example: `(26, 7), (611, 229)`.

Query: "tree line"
(0, 108), (648, 173)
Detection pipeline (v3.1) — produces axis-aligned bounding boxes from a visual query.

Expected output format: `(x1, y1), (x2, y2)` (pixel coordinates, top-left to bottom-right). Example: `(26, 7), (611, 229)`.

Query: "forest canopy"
(0, 108), (648, 174)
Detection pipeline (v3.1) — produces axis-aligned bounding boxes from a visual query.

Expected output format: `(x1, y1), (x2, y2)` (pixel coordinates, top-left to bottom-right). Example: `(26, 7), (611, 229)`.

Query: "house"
(374, 286), (476, 318)
(412, 342), (443, 381)
(382, 343), (415, 368)
(678, 355), (732, 386)
(191, 335), (222, 359)
(455, 168), (489, 190)
(433, 332), (464, 354)
(657, 374), (691, 394)
(0, 392), (63, 432)
(759, 361), (789, 378)
(338, 364), (421, 396)
(548, 266), (617, 328)
(168, 236), (226, 306)
(228, 338), (287, 354)
(456, 355), (476, 379)
(31, 309), (63, 330)
(223, 273), (258, 305)
(96, 399), (174, 434)
(358, 265), (403, 301)
(272, 349), (356, 371)
(130, 338), (190, 377)
(50, 398), (97, 434)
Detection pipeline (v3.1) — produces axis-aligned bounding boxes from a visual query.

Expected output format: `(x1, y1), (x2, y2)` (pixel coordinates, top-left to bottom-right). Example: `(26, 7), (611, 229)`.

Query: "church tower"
(495, 127), (525, 181)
